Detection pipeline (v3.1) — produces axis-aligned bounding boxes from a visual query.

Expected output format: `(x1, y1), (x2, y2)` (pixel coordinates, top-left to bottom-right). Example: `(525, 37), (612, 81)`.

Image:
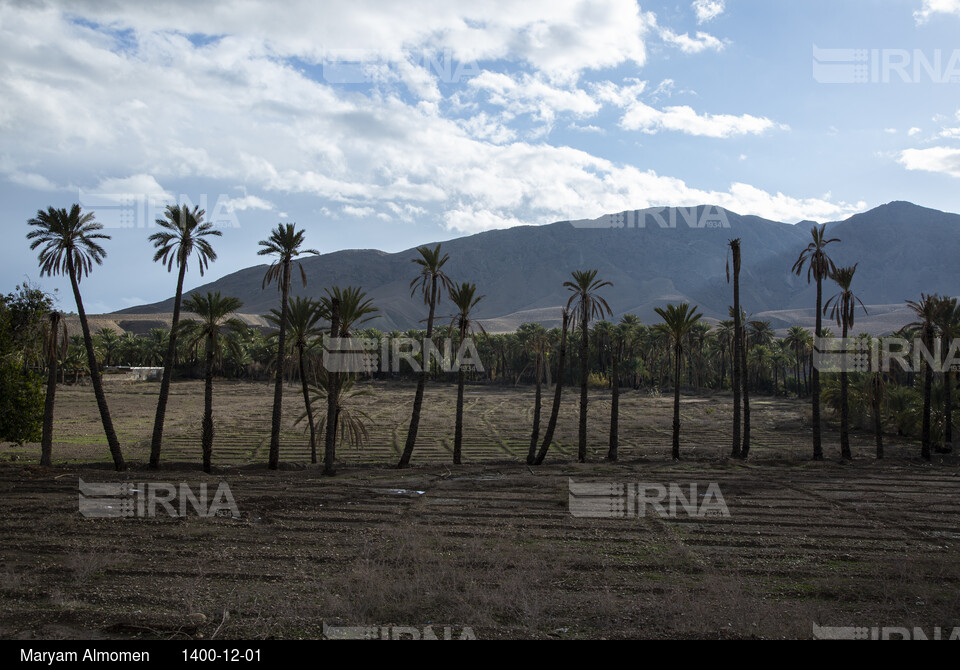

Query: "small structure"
(104, 366), (163, 381)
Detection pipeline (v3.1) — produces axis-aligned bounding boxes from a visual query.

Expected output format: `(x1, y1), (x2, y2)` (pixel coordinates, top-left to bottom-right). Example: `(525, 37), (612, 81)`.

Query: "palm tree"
(824, 264), (867, 460)
(318, 286), (379, 475)
(607, 321), (631, 461)
(727, 239), (743, 458)
(792, 224), (840, 461)
(148, 204), (222, 469)
(266, 297), (325, 464)
(534, 309), (571, 465)
(935, 296), (959, 453)
(95, 328), (120, 367)
(907, 293), (941, 460)
(785, 326), (812, 397)
(258, 223), (319, 470)
(27, 205), (125, 471)
(655, 303), (703, 460)
(564, 270), (613, 463)
(39, 310), (67, 467)
(519, 323), (550, 464)
(448, 282), (486, 465)
(398, 244), (453, 468)
(181, 292), (245, 473)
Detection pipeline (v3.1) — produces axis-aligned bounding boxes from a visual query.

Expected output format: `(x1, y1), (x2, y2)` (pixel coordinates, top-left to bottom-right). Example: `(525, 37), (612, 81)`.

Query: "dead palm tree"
(564, 270), (613, 463)
(448, 282), (486, 465)
(534, 309), (571, 465)
(265, 297), (325, 464)
(180, 292), (245, 473)
(40, 310), (67, 467)
(655, 303), (703, 460)
(792, 224), (840, 461)
(27, 205), (125, 471)
(148, 204), (221, 469)
(258, 223), (319, 470)
(906, 293), (940, 460)
(398, 244), (453, 468)
(824, 264), (867, 460)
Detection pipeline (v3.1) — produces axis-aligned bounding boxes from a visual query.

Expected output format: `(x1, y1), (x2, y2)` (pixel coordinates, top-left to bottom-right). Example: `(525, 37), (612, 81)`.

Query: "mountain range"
(114, 201), (960, 336)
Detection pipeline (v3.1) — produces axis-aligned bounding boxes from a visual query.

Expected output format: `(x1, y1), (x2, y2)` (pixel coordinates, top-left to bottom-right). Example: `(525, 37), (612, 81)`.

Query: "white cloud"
(915, 0), (960, 23)
(692, 0), (726, 24)
(342, 205), (376, 217)
(94, 174), (173, 202)
(620, 101), (779, 137)
(469, 71), (601, 125)
(221, 194), (275, 212)
(899, 146), (960, 177)
(659, 28), (727, 54)
(908, 127), (922, 136)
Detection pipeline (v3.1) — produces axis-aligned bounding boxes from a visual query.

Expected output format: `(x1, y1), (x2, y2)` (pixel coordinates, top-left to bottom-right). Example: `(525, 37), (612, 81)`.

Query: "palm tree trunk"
(732, 259), (742, 458)
(873, 375), (884, 460)
(454, 353), (465, 465)
(672, 342), (681, 460)
(324, 299), (341, 476)
(150, 260), (187, 469)
(527, 351), (542, 465)
(299, 343), (317, 464)
(201, 333), (215, 474)
(812, 277), (824, 460)
(921, 326), (932, 460)
(840, 320), (851, 459)
(269, 260), (291, 470)
(399, 276), (438, 468)
(741, 325), (751, 458)
(67, 256), (124, 471)
(40, 324), (58, 467)
(535, 311), (570, 465)
(944, 366), (954, 452)
(578, 310), (589, 463)
(608, 350), (619, 461)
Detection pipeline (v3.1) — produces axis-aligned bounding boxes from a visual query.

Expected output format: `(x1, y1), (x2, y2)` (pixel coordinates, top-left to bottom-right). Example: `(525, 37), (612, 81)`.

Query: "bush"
(0, 361), (44, 445)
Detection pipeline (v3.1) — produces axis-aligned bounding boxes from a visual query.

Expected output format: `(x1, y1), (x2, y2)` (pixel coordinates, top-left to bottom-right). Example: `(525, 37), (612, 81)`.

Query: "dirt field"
(0, 380), (958, 640)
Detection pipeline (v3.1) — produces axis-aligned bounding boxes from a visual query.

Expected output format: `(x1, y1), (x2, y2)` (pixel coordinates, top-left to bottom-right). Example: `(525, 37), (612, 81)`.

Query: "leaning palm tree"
(824, 264), (867, 460)
(180, 292), (245, 473)
(792, 224), (840, 461)
(258, 223), (319, 470)
(534, 309), (571, 465)
(265, 297), (325, 464)
(39, 310), (67, 467)
(148, 204), (221, 469)
(398, 244), (453, 468)
(907, 293), (941, 460)
(448, 282), (486, 465)
(934, 296), (959, 454)
(27, 205), (125, 471)
(564, 270), (613, 463)
(655, 303), (704, 460)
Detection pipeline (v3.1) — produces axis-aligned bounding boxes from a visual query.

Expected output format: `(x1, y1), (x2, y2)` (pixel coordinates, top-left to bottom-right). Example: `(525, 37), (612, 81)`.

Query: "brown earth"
(0, 380), (958, 640)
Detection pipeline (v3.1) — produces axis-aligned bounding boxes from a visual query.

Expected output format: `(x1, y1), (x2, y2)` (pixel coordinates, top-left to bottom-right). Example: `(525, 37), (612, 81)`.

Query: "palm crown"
(258, 223), (319, 289)
(150, 204), (221, 275)
(27, 205), (109, 280)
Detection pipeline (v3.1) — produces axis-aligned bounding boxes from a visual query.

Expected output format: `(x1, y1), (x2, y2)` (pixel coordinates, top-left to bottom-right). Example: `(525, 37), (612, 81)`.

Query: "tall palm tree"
(27, 205), (125, 471)
(266, 297), (325, 464)
(655, 303), (703, 460)
(824, 264), (867, 460)
(398, 244), (453, 468)
(935, 296), (959, 453)
(148, 204), (221, 469)
(727, 239), (743, 458)
(564, 270), (613, 463)
(792, 224), (840, 461)
(607, 321), (631, 461)
(258, 223), (319, 470)
(534, 309), (571, 465)
(319, 286), (379, 475)
(181, 292), (245, 473)
(907, 293), (941, 460)
(40, 310), (67, 467)
(448, 282), (486, 465)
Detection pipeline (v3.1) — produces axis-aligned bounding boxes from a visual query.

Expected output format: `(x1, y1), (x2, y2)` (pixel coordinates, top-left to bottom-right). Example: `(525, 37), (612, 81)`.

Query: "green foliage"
(0, 360), (44, 444)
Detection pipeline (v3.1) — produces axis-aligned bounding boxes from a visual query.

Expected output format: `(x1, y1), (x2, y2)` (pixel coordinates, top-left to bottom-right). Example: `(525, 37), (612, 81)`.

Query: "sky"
(2, 0), (960, 313)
